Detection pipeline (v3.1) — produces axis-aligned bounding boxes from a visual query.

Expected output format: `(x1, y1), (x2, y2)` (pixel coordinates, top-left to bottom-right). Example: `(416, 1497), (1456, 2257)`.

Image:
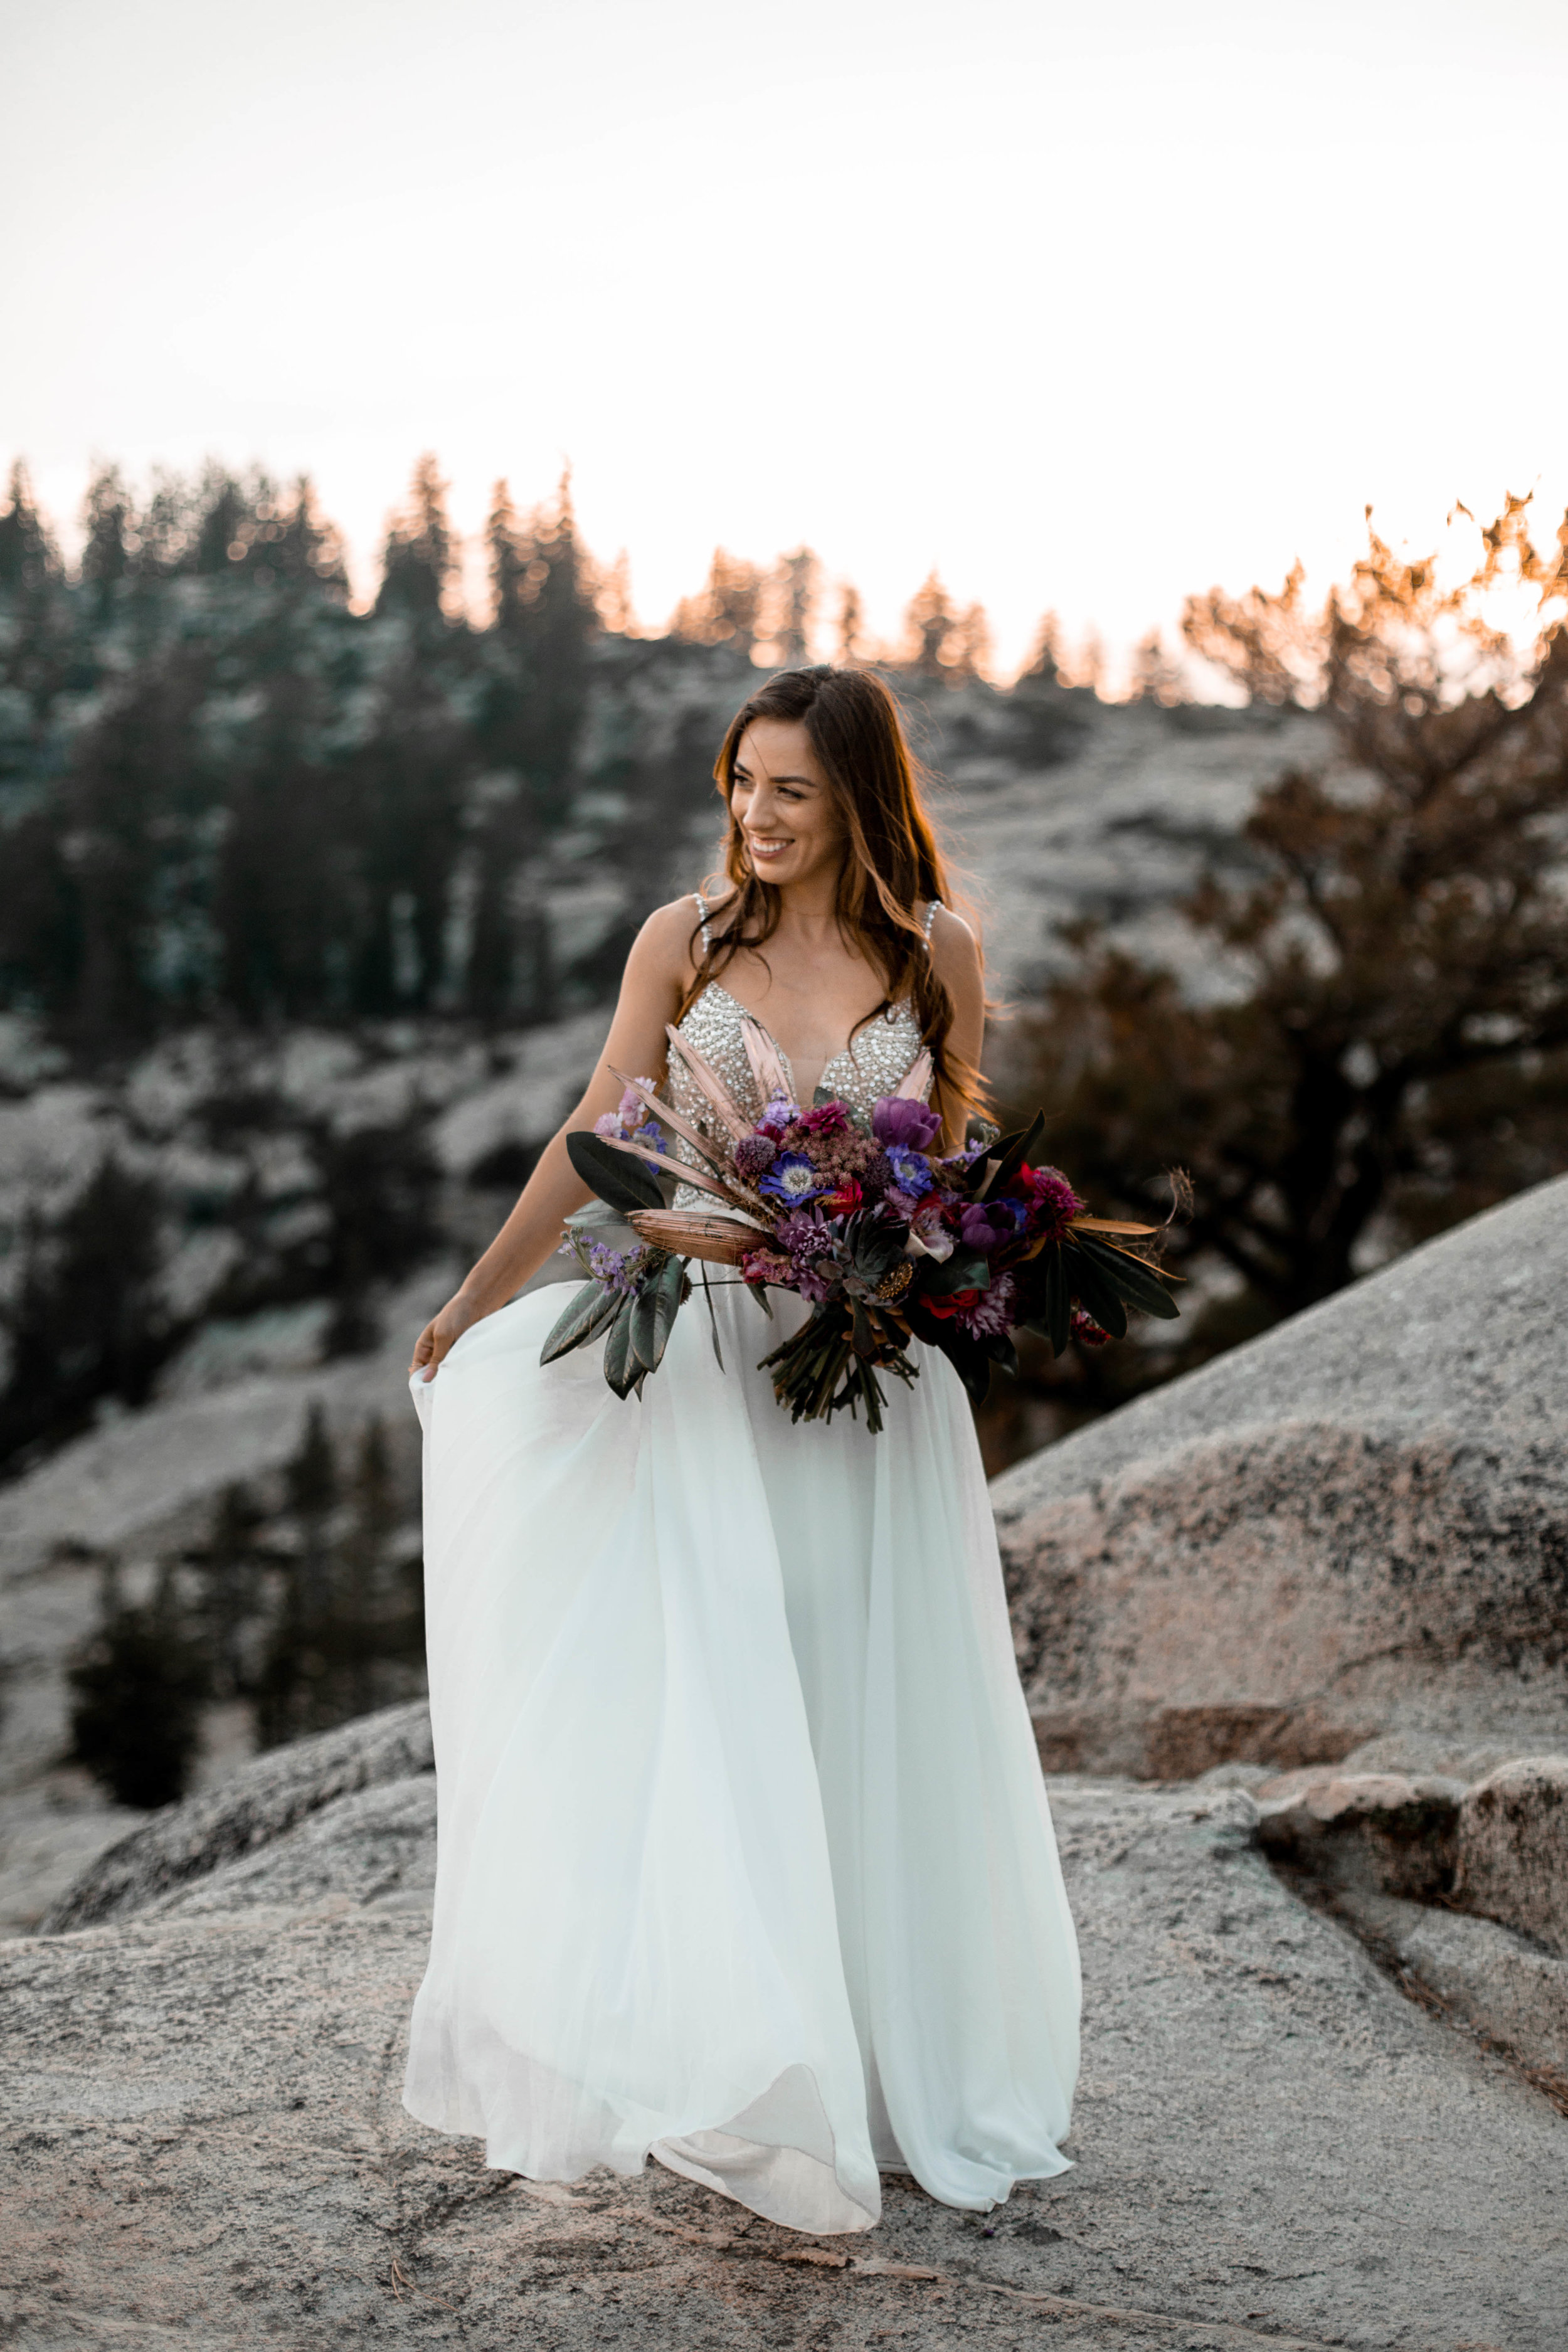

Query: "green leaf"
(1073, 1232), (1181, 1320)
(539, 1279), (623, 1365)
(638, 1250), (687, 1372)
(566, 1130), (665, 1216)
(1062, 1240), (1128, 1340)
(602, 1300), (642, 1397)
(987, 1110), (1045, 1195)
(923, 1247), (993, 1297)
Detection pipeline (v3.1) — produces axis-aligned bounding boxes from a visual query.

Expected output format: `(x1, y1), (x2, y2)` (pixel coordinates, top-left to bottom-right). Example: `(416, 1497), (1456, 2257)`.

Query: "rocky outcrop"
(10, 1768), (1568, 2350)
(1456, 1756), (1568, 1957)
(1254, 1769), (1466, 1902)
(994, 1174), (1568, 1778)
(41, 1699), (432, 1931)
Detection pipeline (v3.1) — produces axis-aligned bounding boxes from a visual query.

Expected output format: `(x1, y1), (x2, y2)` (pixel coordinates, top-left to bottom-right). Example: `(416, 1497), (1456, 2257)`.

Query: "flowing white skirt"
(403, 1277), (1080, 2235)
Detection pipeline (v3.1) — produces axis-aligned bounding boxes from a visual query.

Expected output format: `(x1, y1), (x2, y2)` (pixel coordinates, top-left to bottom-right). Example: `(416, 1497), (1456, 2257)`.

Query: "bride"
(404, 664), (1080, 2236)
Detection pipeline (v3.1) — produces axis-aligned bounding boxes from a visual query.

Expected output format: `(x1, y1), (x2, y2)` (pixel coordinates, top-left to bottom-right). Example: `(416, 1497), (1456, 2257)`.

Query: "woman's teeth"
(750, 839), (791, 859)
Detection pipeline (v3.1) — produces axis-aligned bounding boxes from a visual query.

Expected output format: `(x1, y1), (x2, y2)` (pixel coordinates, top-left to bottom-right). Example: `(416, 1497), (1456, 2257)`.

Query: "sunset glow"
(5, 0), (1567, 677)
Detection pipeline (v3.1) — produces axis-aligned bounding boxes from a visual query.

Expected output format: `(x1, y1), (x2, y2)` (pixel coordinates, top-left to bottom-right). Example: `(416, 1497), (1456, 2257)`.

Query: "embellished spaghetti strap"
(922, 898), (942, 946)
(693, 890), (713, 952)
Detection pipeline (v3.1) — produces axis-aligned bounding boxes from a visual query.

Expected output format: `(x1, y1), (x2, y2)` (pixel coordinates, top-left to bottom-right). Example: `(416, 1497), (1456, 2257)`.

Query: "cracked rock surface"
(6, 1780), (1564, 2351)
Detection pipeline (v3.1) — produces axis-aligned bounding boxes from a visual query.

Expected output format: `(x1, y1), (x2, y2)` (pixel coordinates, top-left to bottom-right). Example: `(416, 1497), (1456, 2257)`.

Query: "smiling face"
(728, 718), (847, 893)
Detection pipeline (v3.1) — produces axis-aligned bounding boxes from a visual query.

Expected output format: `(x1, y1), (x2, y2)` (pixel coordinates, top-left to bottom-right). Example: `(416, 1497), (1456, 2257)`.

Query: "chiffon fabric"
(403, 1273), (1081, 2233)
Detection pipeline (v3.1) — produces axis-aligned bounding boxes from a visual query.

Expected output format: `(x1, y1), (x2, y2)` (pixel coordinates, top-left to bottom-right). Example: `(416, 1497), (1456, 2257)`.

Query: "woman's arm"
(410, 899), (699, 1381)
(930, 905), (986, 1151)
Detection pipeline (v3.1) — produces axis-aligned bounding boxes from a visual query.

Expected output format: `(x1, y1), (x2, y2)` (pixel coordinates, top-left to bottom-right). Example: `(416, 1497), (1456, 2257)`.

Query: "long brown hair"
(680, 665), (984, 1122)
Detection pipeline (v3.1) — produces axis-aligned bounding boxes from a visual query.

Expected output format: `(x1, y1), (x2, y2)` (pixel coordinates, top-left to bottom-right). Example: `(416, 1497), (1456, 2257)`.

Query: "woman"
(404, 665), (1080, 2237)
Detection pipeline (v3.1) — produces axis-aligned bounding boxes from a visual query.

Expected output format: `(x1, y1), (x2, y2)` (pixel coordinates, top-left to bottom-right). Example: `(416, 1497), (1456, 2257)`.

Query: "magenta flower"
(799, 1099), (850, 1135)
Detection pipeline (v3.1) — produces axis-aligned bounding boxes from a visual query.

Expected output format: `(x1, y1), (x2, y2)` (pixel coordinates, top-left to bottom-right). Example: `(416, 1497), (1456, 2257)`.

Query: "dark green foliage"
(0, 1158), (174, 1466)
(0, 455), (605, 1037)
(566, 1130), (665, 1214)
(256, 1410), (423, 1749)
(68, 1564), (211, 1810)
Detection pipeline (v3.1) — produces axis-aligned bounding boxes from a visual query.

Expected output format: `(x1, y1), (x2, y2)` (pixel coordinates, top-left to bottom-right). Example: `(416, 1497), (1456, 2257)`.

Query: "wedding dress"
(403, 930), (1081, 2235)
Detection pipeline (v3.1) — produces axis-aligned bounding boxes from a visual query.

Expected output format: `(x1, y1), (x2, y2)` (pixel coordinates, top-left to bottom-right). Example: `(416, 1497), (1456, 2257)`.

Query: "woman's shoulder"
(927, 899), (981, 975)
(630, 890), (735, 983)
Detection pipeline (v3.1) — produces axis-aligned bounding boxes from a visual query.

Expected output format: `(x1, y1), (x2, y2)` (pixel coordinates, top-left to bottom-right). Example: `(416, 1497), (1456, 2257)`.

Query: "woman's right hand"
(410, 1290), (485, 1384)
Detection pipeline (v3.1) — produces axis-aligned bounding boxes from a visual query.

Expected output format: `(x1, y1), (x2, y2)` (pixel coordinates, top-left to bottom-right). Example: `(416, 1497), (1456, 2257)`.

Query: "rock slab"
(1456, 1756), (1568, 1958)
(7, 1783), (1567, 2350)
(996, 1175), (1568, 1776)
(41, 1698), (432, 1931)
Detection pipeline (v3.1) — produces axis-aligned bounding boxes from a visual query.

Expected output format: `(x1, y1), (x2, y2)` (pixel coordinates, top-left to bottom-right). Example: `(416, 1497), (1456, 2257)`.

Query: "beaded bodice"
(670, 981), (930, 1134)
(665, 897), (940, 1205)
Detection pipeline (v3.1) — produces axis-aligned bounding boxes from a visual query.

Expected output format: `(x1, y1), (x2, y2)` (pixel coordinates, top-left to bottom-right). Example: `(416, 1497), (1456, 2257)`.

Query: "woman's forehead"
(736, 717), (823, 780)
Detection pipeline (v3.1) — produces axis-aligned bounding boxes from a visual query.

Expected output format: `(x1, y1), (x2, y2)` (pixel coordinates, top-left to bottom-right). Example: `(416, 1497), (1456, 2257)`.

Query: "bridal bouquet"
(541, 1015), (1180, 1431)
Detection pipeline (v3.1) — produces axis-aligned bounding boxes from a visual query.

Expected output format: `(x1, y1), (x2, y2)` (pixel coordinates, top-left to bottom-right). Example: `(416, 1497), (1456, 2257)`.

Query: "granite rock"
(996, 1175), (1568, 1777)
(1456, 1756), (1568, 1958)
(8, 1776), (1568, 2351)
(42, 1698), (432, 1932)
(1254, 1771), (1466, 1902)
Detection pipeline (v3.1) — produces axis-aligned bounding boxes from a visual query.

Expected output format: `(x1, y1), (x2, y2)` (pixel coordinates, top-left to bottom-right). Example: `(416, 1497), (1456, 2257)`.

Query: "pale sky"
(4, 0), (1566, 678)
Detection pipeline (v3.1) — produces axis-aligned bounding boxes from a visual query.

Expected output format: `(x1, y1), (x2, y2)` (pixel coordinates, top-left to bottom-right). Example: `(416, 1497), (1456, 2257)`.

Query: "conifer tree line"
(0, 457), (1029, 1046)
(66, 1403), (425, 1809)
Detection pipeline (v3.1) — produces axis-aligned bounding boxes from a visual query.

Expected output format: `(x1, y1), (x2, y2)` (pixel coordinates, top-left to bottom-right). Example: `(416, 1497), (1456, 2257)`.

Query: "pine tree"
(68, 1559), (210, 1810)
(0, 460), (60, 595)
(903, 572), (955, 676)
(670, 551), (763, 650)
(0, 1160), (169, 1470)
(837, 583), (865, 665)
(1126, 628), (1189, 706)
(80, 466), (134, 592)
(774, 547), (818, 667)
(194, 1482), (267, 1697)
(375, 454), (457, 620)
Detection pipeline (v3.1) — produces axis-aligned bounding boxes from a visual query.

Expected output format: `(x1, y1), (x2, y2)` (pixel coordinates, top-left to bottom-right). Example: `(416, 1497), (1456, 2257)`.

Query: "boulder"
(42, 1699), (432, 1932)
(995, 1174), (1568, 1777)
(1253, 1771), (1466, 1901)
(1456, 1756), (1568, 1958)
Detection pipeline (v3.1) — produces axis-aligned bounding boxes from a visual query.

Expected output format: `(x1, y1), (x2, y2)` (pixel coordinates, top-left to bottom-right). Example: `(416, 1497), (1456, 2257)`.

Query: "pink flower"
(825, 1176), (863, 1214)
(799, 1099), (850, 1135)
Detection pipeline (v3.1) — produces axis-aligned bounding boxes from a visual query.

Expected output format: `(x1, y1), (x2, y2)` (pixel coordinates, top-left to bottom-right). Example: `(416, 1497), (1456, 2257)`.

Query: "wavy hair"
(680, 665), (984, 1123)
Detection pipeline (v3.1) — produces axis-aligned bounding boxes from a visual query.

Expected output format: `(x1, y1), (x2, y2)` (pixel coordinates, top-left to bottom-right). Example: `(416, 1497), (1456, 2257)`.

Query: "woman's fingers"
(410, 1320), (438, 1377)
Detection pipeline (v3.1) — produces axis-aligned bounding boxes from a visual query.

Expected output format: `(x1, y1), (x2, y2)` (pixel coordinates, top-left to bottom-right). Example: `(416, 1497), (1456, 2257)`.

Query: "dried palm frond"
(738, 1011), (793, 1106)
(608, 1066), (731, 1173)
(628, 1209), (770, 1263)
(1070, 1215), (1160, 1235)
(664, 1025), (753, 1139)
(893, 1047), (933, 1101)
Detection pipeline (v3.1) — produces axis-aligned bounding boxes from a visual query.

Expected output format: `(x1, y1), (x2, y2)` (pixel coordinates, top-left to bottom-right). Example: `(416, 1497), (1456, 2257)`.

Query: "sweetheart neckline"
(692, 980), (914, 1100)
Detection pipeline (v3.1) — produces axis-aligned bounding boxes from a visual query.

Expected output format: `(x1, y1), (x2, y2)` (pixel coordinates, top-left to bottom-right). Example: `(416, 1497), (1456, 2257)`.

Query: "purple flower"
(587, 1241), (648, 1296)
(960, 1199), (1029, 1253)
(733, 1134), (778, 1182)
(756, 1094), (800, 1140)
(885, 1145), (933, 1195)
(872, 1096), (943, 1152)
(759, 1152), (828, 1205)
(955, 1271), (1018, 1337)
